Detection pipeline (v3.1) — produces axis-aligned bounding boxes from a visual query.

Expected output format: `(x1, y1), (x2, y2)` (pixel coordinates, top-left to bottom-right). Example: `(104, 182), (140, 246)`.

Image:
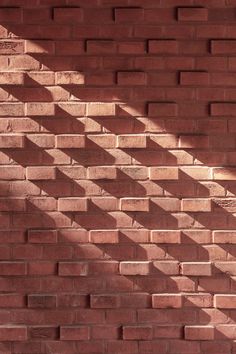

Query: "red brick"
(210, 103), (236, 116)
(0, 134), (25, 148)
(26, 167), (56, 180)
(117, 71), (147, 85)
(0, 71), (24, 85)
(152, 294), (182, 308)
(148, 102), (178, 117)
(58, 198), (87, 212)
(27, 294), (57, 308)
(117, 134), (147, 148)
(184, 325), (214, 340)
(0, 326), (27, 341)
(56, 71), (84, 85)
(90, 294), (120, 308)
(0, 262), (26, 276)
(88, 166), (117, 180)
(151, 230), (181, 244)
(25, 40), (55, 54)
(28, 230), (57, 244)
(0, 8), (22, 23)
(180, 71), (209, 85)
(181, 198), (211, 212)
(53, 7), (83, 23)
(86, 40), (116, 54)
(150, 167), (179, 180)
(148, 40), (178, 54)
(26, 103), (55, 116)
(120, 261), (150, 275)
(55, 134), (85, 149)
(211, 40), (236, 54)
(120, 198), (149, 211)
(60, 326), (89, 340)
(58, 262), (88, 276)
(214, 295), (236, 309)
(181, 262), (212, 276)
(122, 325), (152, 340)
(178, 7), (208, 21)
(90, 230), (119, 243)
(114, 8), (144, 23)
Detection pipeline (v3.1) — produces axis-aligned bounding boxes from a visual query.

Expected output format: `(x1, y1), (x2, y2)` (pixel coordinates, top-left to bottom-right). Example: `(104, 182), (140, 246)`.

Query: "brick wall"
(0, 0), (236, 353)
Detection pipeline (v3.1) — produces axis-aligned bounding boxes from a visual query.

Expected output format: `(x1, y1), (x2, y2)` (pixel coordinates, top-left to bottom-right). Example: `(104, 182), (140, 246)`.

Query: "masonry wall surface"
(0, 0), (236, 353)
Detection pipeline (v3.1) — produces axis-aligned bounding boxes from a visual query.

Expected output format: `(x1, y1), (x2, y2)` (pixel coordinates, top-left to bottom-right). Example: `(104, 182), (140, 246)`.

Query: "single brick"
(181, 199), (211, 212)
(87, 103), (116, 116)
(213, 231), (236, 244)
(0, 326), (27, 341)
(26, 167), (56, 180)
(148, 40), (178, 54)
(214, 295), (236, 309)
(0, 262), (26, 276)
(27, 294), (57, 308)
(151, 230), (181, 243)
(213, 168), (236, 180)
(114, 8), (144, 23)
(117, 71), (147, 85)
(88, 166), (117, 180)
(120, 262), (150, 275)
(184, 325), (214, 340)
(58, 262), (88, 276)
(122, 325), (152, 340)
(152, 294), (182, 308)
(26, 103), (55, 116)
(56, 71), (84, 85)
(90, 230), (119, 244)
(25, 40), (55, 54)
(53, 7), (83, 23)
(181, 262), (212, 276)
(117, 135), (147, 148)
(120, 198), (149, 212)
(210, 103), (236, 116)
(60, 326), (90, 340)
(55, 135), (85, 148)
(148, 102), (178, 117)
(177, 7), (208, 22)
(28, 230), (57, 244)
(0, 134), (24, 148)
(211, 40), (236, 54)
(58, 198), (88, 212)
(90, 294), (120, 308)
(86, 40), (116, 54)
(150, 167), (179, 180)
(179, 71), (209, 85)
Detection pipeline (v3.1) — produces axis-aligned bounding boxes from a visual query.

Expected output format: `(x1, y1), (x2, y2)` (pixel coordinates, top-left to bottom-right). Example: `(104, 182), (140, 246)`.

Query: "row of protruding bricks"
(1, 102), (236, 116)
(4, 38), (236, 55)
(0, 133), (230, 150)
(1, 292), (234, 309)
(1, 260), (236, 277)
(6, 229), (235, 244)
(3, 71), (236, 87)
(0, 323), (236, 341)
(8, 165), (236, 182)
(0, 196), (230, 212)
(0, 7), (225, 24)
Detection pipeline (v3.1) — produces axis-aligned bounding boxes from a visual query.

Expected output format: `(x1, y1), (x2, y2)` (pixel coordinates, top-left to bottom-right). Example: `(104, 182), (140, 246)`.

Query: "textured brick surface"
(1, 0), (236, 352)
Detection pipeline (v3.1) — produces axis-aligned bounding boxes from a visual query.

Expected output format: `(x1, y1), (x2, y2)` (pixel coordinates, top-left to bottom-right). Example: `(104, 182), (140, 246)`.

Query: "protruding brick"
(0, 262), (26, 276)
(56, 135), (85, 149)
(26, 167), (56, 180)
(117, 135), (147, 148)
(58, 198), (87, 212)
(213, 168), (236, 180)
(120, 262), (150, 275)
(213, 231), (236, 244)
(214, 295), (236, 309)
(181, 199), (211, 212)
(211, 40), (236, 54)
(58, 262), (88, 276)
(86, 40), (116, 54)
(148, 102), (178, 117)
(56, 71), (84, 85)
(177, 7), (208, 22)
(148, 40), (178, 54)
(90, 230), (119, 244)
(60, 326), (89, 340)
(120, 198), (149, 212)
(180, 71), (209, 85)
(151, 230), (181, 243)
(152, 294), (182, 308)
(25, 40), (55, 54)
(26, 103), (55, 116)
(0, 72), (24, 85)
(184, 325), (214, 340)
(27, 294), (57, 308)
(88, 166), (117, 180)
(210, 103), (236, 116)
(181, 262), (212, 276)
(0, 326), (27, 341)
(0, 134), (24, 148)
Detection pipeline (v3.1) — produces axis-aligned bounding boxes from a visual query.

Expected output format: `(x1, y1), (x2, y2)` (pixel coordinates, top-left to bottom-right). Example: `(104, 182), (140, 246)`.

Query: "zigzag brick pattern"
(0, 0), (236, 353)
